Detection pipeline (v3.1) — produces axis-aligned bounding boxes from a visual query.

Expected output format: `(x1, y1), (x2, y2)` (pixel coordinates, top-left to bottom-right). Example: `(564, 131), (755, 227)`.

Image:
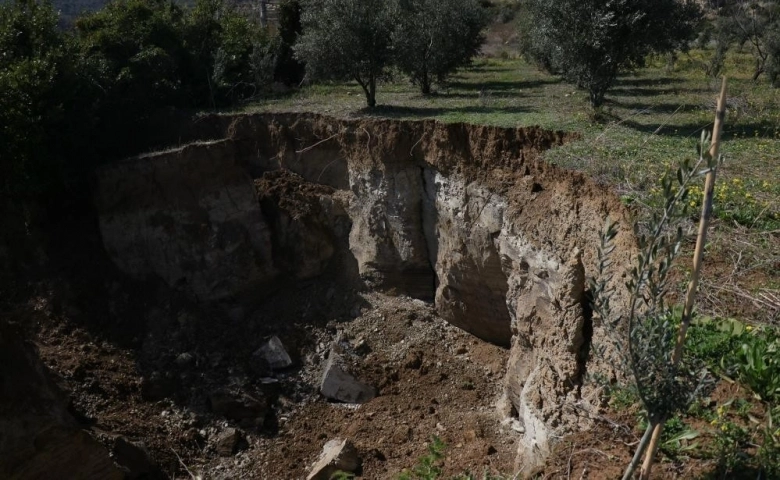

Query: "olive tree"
(392, 0), (487, 94)
(711, 0), (780, 84)
(295, 0), (395, 107)
(524, 0), (701, 108)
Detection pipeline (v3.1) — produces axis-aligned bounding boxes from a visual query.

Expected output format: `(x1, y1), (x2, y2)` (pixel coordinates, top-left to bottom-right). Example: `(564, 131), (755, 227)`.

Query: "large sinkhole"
(94, 113), (636, 473)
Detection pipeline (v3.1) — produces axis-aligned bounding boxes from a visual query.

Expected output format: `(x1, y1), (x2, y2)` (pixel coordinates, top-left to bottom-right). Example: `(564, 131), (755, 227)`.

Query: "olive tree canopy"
(295, 0), (395, 107)
(392, 0), (487, 94)
(524, 0), (701, 107)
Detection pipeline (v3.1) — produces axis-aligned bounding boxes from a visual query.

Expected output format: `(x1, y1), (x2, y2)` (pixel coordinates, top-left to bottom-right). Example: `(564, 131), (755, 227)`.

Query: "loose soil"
(22, 255), (761, 480)
(26, 257), (519, 478)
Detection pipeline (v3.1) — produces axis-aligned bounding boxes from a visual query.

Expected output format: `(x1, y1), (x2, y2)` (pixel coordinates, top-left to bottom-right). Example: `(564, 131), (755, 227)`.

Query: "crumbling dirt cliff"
(2, 113), (639, 479)
(90, 113), (637, 475)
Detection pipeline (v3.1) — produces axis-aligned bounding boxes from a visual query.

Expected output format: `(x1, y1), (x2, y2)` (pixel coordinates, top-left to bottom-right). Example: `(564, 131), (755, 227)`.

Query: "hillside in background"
(52, 0), (271, 26)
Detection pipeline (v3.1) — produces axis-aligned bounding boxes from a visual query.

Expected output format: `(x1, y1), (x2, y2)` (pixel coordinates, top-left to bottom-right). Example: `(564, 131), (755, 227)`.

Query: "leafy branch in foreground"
(590, 79), (728, 479)
(591, 138), (711, 480)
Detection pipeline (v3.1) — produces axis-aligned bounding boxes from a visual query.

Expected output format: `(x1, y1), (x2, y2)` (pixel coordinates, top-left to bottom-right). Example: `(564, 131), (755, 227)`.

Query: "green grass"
(597, 317), (780, 476)
(251, 51), (780, 226)
(398, 436), (446, 480)
(252, 58), (587, 129)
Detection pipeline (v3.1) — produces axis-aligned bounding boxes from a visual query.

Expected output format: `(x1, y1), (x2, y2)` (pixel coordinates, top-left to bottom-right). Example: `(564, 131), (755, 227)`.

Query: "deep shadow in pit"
(0, 189), (373, 477)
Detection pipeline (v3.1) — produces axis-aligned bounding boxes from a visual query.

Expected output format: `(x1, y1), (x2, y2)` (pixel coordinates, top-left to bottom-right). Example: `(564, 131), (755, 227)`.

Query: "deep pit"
(4, 114), (638, 479)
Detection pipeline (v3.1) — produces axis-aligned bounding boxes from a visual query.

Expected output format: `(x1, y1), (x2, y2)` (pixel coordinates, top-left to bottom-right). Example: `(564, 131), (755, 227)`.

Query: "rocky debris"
(215, 428), (245, 456)
(113, 436), (160, 479)
(255, 170), (347, 281)
(0, 322), (123, 480)
(320, 354), (376, 403)
(504, 418), (526, 434)
(351, 337), (371, 355)
(306, 439), (361, 480)
(208, 391), (268, 425)
(254, 336), (293, 370)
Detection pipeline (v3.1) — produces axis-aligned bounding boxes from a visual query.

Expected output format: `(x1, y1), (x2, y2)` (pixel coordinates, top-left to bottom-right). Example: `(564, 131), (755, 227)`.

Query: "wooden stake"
(637, 77), (728, 480)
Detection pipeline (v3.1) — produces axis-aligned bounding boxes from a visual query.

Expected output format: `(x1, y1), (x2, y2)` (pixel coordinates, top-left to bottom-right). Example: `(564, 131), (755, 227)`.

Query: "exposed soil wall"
(92, 113), (637, 472)
(0, 323), (123, 479)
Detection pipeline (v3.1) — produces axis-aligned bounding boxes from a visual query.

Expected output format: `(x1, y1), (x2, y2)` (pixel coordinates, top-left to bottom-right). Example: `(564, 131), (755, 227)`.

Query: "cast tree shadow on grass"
(355, 104), (533, 119)
(618, 119), (779, 139)
(607, 99), (699, 115)
(446, 78), (561, 93)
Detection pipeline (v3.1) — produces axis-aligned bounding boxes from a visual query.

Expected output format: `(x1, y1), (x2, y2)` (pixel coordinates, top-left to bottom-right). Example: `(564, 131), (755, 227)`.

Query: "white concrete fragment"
(306, 439), (360, 480)
(320, 354), (375, 404)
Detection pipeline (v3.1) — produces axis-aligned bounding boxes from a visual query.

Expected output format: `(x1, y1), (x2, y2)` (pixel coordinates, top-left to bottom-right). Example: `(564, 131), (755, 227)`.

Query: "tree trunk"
(421, 78), (431, 95)
(260, 0), (268, 28)
(421, 65), (431, 95)
(752, 64), (763, 81)
(590, 89), (605, 109)
(367, 76), (377, 107)
(356, 76), (375, 108)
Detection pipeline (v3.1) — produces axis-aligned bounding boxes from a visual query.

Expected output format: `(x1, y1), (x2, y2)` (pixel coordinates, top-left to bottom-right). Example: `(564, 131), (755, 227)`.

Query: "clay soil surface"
(28, 258), (518, 479)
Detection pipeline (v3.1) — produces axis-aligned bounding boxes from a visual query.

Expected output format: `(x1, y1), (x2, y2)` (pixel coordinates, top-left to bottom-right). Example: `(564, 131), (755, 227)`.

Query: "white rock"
(306, 439), (360, 480)
(320, 354), (375, 404)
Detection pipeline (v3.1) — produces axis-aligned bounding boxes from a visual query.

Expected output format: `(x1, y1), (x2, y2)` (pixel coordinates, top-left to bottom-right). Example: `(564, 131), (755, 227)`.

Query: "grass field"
(249, 49), (779, 327)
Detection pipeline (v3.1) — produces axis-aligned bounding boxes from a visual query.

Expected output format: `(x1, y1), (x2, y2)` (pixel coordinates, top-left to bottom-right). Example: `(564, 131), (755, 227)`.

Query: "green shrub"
(685, 317), (745, 368)
(731, 326), (780, 402)
(2, 0), (278, 206)
(398, 436), (446, 480)
(0, 0), (93, 200)
(75, 0), (188, 110)
(687, 317), (780, 403)
(75, 0), (272, 111)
